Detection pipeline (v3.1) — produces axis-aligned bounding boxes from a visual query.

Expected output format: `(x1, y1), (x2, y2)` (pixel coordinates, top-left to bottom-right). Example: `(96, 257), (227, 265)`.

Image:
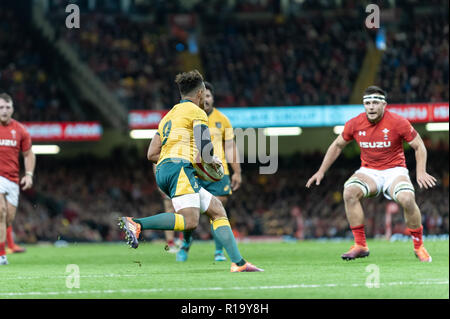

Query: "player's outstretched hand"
(416, 171), (437, 189)
(306, 171), (324, 188)
(20, 175), (33, 190)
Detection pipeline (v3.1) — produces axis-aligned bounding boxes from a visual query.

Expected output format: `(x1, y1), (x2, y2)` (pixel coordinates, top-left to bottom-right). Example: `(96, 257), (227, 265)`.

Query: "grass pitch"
(0, 239), (448, 299)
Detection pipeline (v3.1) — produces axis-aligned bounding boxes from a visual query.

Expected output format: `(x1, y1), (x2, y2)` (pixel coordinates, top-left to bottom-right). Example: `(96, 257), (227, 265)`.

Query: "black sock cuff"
(236, 259), (246, 266)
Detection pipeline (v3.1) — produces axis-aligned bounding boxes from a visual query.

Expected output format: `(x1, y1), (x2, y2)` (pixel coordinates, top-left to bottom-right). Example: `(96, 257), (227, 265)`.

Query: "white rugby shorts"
(354, 166), (411, 200)
(0, 175), (20, 207)
(171, 187), (212, 213)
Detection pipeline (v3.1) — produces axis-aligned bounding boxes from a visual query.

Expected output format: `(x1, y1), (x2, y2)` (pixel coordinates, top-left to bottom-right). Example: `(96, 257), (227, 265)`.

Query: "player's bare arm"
(306, 134), (350, 188)
(20, 148), (35, 190)
(225, 138), (241, 191)
(147, 133), (162, 163)
(408, 134), (437, 189)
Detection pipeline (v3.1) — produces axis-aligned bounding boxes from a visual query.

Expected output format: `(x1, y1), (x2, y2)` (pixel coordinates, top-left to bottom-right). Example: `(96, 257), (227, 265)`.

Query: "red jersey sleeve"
(20, 126), (32, 152)
(396, 117), (418, 143)
(342, 118), (354, 141)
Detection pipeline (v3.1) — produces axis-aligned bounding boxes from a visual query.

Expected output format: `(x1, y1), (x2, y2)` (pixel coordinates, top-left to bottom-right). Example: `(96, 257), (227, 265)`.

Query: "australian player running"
(118, 70), (262, 272)
(0, 93), (36, 265)
(306, 86), (436, 262)
(176, 81), (242, 262)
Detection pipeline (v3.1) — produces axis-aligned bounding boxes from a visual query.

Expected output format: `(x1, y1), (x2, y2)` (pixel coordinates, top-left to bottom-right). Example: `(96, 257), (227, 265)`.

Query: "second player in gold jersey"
(207, 108), (234, 176)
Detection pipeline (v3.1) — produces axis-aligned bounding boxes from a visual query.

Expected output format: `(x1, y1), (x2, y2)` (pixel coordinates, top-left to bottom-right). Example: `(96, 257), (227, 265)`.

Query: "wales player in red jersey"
(0, 93), (36, 265)
(306, 86), (436, 262)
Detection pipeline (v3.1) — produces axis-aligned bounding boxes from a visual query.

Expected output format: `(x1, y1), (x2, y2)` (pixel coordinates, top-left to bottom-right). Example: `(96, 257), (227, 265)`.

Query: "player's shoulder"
(11, 119), (29, 133)
(175, 101), (205, 115)
(384, 109), (409, 122)
(212, 108), (229, 120)
(211, 108), (232, 126)
(346, 112), (366, 125)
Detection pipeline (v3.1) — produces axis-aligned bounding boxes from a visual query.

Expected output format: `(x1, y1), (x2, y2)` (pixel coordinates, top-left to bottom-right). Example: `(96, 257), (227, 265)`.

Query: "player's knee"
(343, 187), (363, 204)
(183, 215), (199, 231)
(207, 197), (227, 220)
(396, 192), (416, 211)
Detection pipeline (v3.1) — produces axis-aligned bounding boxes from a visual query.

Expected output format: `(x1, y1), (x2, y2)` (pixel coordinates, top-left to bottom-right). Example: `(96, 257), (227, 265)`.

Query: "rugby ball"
(193, 154), (224, 182)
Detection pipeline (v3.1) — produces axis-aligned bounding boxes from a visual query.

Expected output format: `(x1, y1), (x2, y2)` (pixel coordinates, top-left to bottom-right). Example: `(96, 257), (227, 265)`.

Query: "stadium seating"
(376, 10), (449, 103)
(47, 6), (368, 109)
(200, 15), (367, 107)
(0, 10), (76, 122)
(50, 11), (181, 111)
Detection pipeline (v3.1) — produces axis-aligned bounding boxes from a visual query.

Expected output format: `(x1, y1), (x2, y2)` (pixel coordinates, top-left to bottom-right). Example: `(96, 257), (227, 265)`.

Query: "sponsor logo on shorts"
(359, 141), (391, 148)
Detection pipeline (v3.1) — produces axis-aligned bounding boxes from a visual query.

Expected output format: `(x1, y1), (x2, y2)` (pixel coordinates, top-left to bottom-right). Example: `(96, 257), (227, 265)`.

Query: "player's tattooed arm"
(306, 134), (350, 188)
(408, 134), (437, 189)
(194, 123), (215, 163)
(147, 133), (162, 163)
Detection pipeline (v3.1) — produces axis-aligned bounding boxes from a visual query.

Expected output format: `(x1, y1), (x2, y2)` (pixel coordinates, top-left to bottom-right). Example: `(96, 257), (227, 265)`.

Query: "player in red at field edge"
(0, 93), (36, 265)
(306, 86), (436, 262)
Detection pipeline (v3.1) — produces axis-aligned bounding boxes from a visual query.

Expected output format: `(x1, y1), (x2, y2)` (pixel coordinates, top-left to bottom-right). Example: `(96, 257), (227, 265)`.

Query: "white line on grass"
(2, 273), (147, 280)
(0, 280), (448, 297)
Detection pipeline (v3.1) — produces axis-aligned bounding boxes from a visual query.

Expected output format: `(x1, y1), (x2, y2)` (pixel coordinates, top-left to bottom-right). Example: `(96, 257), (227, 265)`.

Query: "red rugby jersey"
(342, 110), (417, 170)
(0, 119), (32, 184)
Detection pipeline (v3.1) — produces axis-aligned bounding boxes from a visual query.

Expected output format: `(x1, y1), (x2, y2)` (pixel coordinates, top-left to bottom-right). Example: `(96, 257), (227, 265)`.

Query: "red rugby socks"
(351, 224), (367, 247)
(0, 242), (5, 256)
(407, 225), (423, 250)
(6, 226), (14, 248)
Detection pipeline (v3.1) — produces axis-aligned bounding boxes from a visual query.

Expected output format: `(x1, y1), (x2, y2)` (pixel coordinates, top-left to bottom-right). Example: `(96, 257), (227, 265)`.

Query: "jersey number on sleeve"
(161, 120), (172, 146)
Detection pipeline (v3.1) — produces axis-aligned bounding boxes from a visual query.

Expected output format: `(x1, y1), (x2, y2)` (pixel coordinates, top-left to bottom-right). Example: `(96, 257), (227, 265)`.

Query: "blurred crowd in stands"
(14, 140), (449, 244)
(376, 11), (449, 103)
(0, 10), (75, 122)
(1, 1), (448, 121)
(49, 0), (447, 111)
(56, 13), (181, 111)
(201, 15), (367, 107)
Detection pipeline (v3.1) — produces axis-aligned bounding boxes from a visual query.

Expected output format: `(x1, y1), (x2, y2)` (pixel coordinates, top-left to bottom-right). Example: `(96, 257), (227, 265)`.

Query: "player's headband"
(363, 94), (386, 102)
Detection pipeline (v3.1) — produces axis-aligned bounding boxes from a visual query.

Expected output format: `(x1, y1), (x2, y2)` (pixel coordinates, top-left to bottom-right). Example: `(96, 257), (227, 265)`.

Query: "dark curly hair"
(175, 70), (204, 96)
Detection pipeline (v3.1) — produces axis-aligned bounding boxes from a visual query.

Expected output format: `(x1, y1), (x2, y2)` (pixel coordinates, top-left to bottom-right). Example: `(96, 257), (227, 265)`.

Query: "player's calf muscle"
(0, 206), (6, 223)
